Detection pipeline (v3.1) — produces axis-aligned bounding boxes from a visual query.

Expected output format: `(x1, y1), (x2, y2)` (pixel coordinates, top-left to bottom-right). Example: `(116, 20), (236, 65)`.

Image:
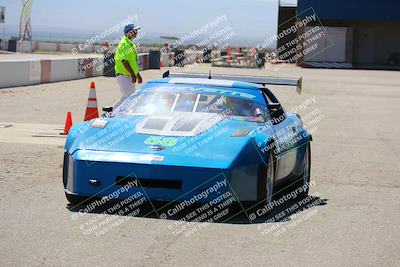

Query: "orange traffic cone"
(84, 82), (99, 121)
(61, 112), (73, 135)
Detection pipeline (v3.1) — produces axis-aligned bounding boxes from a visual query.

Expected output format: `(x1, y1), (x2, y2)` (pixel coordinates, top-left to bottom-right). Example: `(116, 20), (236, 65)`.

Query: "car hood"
(66, 114), (264, 168)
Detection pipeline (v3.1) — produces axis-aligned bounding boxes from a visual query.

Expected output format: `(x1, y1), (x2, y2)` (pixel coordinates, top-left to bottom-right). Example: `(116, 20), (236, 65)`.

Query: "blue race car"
(63, 72), (311, 209)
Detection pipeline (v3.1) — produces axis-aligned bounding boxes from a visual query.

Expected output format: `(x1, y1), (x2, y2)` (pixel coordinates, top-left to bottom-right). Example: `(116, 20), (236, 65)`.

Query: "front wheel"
(65, 192), (88, 206)
(266, 151), (276, 203)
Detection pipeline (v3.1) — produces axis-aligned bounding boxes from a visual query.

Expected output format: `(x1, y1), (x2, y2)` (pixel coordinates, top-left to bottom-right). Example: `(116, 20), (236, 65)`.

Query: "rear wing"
(162, 71), (302, 94)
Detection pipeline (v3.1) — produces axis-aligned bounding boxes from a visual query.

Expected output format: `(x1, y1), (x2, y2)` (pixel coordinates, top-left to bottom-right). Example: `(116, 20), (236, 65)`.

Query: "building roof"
(280, 0), (298, 8)
(298, 0), (400, 21)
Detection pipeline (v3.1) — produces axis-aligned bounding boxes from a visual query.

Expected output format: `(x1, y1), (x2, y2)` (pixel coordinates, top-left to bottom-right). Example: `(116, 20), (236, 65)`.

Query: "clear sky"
(0, 0), (298, 46)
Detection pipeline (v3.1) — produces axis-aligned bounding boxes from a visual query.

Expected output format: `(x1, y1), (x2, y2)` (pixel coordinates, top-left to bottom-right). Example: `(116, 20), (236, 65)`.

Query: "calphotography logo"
(69, 173), (156, 237)
(157, 174), (245, 237)
(253, 7), (333, 72)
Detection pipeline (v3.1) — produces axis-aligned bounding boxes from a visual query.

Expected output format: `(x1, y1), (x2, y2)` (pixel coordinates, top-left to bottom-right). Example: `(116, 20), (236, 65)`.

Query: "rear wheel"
(298, 142), (311, 198)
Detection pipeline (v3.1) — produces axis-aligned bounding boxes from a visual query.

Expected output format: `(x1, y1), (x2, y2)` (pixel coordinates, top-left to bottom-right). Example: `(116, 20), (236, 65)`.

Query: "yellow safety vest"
(114, 36), (139, 76)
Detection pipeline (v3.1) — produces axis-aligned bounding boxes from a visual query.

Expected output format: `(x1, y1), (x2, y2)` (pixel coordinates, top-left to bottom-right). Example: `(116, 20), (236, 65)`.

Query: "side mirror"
(102, 106), (113, 113)
(102, 106), (113, 118)
(268, 102), (281, 111)
(268, 102), (285, 124)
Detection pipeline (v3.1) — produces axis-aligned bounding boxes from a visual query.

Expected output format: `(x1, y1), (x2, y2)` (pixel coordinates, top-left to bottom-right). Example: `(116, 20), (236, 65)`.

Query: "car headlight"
(230, 128), (253, 137)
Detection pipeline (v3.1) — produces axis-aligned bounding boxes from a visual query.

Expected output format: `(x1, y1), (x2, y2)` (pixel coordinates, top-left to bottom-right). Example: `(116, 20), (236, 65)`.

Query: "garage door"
(304, 27), (347, 63)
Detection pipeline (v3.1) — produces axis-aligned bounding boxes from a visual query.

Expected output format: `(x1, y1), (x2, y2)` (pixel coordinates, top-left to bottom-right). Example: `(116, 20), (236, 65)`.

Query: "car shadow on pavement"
(66, 193), (328, 225)
(230, 195), (328, 224)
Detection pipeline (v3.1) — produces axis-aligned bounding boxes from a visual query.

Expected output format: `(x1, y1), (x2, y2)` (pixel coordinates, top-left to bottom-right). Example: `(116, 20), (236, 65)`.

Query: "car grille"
(116, 176), (182, 190)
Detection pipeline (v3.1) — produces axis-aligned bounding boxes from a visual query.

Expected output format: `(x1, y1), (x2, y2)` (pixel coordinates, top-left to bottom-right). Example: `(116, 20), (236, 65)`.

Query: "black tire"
(65, 193), (88, 206)
(265, 150), (276, 204)
(297, 142), (311, 199)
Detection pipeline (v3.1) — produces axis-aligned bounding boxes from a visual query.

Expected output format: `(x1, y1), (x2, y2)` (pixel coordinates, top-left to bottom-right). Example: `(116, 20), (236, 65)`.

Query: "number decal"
(144, 136), (163, 145)
(160, 137), (177, 147)
(144, 136), (177, 147)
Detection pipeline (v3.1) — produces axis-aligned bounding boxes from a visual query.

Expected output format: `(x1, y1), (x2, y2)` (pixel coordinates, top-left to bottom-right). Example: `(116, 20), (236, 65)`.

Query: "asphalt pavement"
(0, 64), (399, 266)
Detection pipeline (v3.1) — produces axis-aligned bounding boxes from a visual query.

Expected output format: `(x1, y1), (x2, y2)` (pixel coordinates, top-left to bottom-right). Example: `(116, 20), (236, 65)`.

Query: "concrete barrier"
(17, 41), (33, 53)
(138, 53), (149, 71)
(0, 60), (41, 88)
(0, 51), (154, 88)
(0, 40), (33, 52)
(59, 43), (77, 52)
(21, 41), (99, 53)
(0, 38), (9, 50)
(161, 52), (172, 67)
(50, 58), (86, 82)
(92, 57), (105, 76)
(0, 56), (104, 89)
(1, 41), (117, 55)
(37, 42), (58, 51)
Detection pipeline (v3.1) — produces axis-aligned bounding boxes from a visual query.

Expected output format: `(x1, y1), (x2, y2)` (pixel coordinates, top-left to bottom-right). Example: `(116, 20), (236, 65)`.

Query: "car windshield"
(117, 92), (266, 122)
